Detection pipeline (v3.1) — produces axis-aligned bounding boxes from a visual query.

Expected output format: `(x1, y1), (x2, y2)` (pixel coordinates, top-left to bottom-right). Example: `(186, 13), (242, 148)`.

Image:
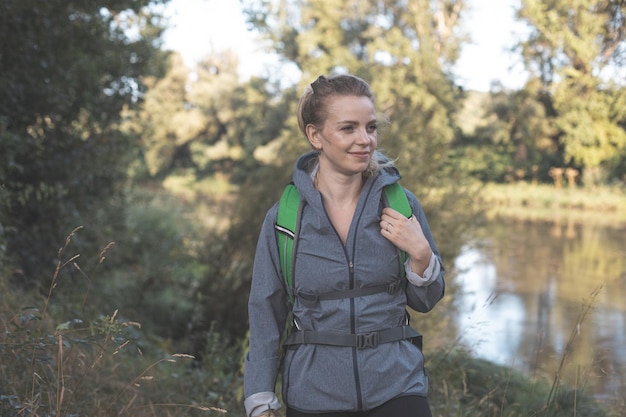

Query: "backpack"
(274, 182), (412, 304)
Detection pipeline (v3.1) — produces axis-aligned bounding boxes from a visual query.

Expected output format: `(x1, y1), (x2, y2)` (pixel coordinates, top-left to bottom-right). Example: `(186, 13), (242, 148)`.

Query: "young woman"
(244, 74), (445, 417)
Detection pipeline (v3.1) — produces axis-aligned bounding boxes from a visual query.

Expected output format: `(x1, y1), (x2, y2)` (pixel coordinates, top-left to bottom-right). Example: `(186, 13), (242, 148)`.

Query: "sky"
(161, 0), (529, 92)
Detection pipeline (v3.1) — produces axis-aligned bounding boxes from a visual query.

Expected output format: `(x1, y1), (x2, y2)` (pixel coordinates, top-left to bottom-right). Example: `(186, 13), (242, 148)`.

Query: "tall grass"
(0, 228), (243, 417)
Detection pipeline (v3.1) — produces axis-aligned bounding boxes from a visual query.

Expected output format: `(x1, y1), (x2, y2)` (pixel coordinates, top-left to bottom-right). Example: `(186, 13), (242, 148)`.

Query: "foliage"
(516, 0), (626, 184)
(43, 186), (253, 350)
(0, 0), (171, 284)
(127, 51), (239, 178)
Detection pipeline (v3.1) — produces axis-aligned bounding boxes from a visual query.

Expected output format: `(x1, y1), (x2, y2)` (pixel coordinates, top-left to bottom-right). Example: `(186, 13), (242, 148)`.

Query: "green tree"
(518, 0), (626, 184)
(0, 0), (171, 282)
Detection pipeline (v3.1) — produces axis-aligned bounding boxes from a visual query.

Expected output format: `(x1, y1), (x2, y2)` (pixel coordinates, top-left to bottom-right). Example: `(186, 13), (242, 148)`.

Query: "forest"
(1, 0), (625, 416)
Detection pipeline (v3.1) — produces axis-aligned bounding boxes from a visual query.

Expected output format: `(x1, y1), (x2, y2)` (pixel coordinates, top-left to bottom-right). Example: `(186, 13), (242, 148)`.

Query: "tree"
(0, 0), (171, 283)
(518, 0), (626, 184)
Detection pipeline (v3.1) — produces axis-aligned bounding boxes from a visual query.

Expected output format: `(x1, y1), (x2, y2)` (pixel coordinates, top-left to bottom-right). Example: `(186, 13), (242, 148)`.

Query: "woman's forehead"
(324, 95), (376, 119)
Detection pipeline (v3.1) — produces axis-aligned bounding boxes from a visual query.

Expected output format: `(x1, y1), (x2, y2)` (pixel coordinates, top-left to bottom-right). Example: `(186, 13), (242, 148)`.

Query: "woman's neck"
(314, 168), (364, 206)
(314, 166), (364, 244)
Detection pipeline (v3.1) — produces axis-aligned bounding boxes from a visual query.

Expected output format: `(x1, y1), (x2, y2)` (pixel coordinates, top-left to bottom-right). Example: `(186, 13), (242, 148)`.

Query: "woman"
(244, 74), (445, 417)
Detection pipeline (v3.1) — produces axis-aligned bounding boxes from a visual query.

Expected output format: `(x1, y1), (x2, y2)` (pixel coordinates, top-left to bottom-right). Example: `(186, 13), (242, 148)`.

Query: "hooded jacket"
(244, 151), (445, 415)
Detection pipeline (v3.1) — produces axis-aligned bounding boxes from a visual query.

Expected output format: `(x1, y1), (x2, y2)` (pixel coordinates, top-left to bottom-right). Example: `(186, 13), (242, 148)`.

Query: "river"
(453, 217), (626, 409)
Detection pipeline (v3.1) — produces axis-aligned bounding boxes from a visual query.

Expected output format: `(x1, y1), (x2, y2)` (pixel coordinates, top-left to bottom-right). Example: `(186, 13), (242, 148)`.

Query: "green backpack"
(274, 182), (412, 304)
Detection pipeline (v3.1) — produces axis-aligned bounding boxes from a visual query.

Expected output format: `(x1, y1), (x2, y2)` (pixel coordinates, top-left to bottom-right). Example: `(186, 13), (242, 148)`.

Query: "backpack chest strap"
(289, 280), (406, 308)
(284, 325), (422, 350)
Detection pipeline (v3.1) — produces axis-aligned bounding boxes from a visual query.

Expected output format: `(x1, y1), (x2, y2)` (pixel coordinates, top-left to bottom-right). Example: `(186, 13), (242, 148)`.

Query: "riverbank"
(429, 348), (615, 417)
(479, 183), (626, 227)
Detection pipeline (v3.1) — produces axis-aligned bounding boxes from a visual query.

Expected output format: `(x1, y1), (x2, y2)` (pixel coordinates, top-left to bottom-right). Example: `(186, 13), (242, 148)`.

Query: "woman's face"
(307, 95), (377, 177)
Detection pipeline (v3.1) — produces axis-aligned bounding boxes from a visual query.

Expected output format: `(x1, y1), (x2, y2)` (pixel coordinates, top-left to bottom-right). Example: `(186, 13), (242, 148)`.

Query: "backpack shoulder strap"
(275, 183), (305, 303)
(383, 182), (412, 219)
(383, 183), (412, 273)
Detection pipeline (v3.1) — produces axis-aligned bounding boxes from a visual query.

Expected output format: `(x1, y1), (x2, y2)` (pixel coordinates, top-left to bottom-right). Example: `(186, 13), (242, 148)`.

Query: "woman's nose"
(356, 128), (372, 144)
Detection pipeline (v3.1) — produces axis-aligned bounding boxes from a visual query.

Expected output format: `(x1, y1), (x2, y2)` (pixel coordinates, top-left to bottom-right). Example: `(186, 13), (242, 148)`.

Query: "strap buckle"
(356, 332), (379, 349)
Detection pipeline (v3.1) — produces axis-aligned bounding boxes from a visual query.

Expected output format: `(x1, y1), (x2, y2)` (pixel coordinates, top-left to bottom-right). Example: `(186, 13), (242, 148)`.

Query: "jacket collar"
(291, 151), (401, 210)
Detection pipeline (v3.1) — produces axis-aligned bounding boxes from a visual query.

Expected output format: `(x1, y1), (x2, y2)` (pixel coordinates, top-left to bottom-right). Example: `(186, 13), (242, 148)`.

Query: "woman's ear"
(306, 124), (322, 151)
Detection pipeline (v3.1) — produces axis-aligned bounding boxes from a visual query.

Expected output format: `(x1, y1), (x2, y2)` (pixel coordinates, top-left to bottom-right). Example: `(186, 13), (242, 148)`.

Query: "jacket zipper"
(319, 180), (380, 411)
(350, 179), (379, 411)
(349, 259), (364, 410)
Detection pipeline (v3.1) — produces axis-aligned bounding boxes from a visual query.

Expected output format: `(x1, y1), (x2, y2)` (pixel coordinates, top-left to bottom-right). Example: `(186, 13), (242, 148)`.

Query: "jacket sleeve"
(243, 204), (290, 412)
(404, 191), (445, 313)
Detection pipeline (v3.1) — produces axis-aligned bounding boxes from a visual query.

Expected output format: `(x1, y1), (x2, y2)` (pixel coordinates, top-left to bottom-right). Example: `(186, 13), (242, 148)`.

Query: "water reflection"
(454, 218), (626, 406)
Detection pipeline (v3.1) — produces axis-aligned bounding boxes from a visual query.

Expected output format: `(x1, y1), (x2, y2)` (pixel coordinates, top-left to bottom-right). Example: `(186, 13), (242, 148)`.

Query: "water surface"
(454, 218), (626, 407)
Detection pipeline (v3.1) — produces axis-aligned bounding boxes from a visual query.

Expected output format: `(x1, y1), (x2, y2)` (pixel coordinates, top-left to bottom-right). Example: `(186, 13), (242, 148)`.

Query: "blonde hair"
(297, 74), (394, 176)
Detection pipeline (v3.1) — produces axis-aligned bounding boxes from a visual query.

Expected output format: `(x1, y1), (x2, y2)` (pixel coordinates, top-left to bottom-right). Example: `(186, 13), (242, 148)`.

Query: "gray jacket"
(244, 152), (445, 415)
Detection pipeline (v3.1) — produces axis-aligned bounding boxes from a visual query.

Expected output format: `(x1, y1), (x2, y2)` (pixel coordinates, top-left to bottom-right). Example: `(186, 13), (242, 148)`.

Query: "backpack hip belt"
(283, 325), (422, 350)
